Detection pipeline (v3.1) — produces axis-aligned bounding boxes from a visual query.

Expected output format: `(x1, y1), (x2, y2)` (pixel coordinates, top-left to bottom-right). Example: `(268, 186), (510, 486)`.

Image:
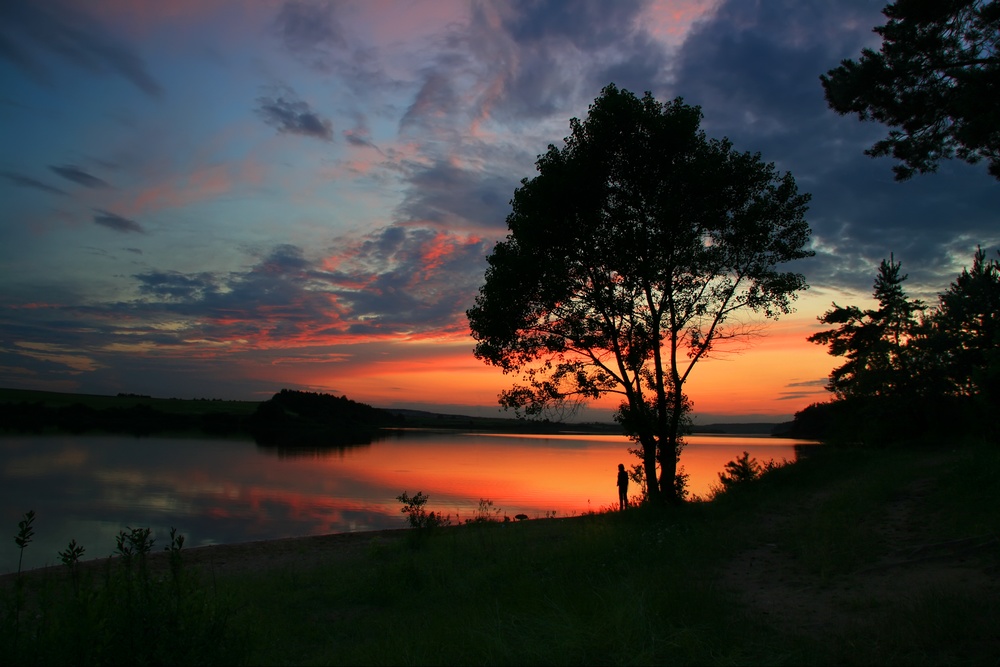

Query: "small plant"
(396, 491), (451, 530)
(58, 538), (86, 566)
(14, 510), (35, 575)
(710, 451), (786, 498)
(674, 465), (690, 502)
(115, 526), (154, 568)
(167, 526), (185, 581)
(1, 514), (243, 666)
(720, 451), (763, 488)
(58, 538), (87, 598)
(468, 498), (502, 524)
(11, 509), (36, 657)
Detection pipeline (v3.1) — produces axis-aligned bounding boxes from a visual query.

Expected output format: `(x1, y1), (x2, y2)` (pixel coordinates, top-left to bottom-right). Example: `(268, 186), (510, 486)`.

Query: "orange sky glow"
(277, 298), (841, 423)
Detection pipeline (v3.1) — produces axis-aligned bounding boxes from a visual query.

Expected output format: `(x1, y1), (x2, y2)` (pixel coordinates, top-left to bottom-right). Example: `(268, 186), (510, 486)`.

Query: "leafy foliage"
(467, 84), (812, 503)
(711, 451), (784, 497)
(396, 491), (451, 531)
(821, 0), (1000, 180)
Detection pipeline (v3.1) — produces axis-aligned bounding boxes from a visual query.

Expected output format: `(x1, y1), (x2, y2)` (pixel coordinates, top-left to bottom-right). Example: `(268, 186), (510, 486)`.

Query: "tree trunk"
(640, 433), (660, 505)
(657, 387), (684, 503)
(658, 438), (679, 503)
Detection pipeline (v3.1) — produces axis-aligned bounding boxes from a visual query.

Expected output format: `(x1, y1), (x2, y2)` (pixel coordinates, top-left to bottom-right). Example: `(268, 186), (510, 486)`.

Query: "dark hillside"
(0, 387), (398, 444)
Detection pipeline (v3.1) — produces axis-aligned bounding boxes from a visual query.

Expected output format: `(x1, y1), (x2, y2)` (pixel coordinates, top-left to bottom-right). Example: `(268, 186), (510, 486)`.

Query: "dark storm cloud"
(135, 271), (219, 301)
(1, 171), (66, 195)
(92, 210), (144, 234)
(112, 234), (489, 347)
(394, 159), (514, 230)
(162, 245), (317, 306)
(174, 233), (487, 337)
(477, 0), (670, 120)
(0, 0), (162, 98)
(256, 93), (334, 141)
(400, 0), (669, 133)
(250, 243), (313, 274)
(502, 0), (646, 47)
(668, 0), (999, 297)
(154, 245), (335, 340)
(50, 164), (109, 189)
(596, 31), (676, 94)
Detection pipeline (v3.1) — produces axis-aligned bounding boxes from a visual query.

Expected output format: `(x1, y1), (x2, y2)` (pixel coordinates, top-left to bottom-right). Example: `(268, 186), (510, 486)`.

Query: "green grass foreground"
(2, 441), (998, 666)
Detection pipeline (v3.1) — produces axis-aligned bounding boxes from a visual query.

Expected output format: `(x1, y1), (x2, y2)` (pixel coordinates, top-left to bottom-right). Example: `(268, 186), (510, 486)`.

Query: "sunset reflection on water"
(1, 430), (816, 573)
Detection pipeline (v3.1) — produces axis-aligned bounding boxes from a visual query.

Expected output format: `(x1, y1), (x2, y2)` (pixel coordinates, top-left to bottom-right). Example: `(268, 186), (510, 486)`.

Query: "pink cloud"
(356, 0), (468, 45)
(112, 157), (265, 219)
(85, 0), (271, 41)
(642, 0), (722, 45)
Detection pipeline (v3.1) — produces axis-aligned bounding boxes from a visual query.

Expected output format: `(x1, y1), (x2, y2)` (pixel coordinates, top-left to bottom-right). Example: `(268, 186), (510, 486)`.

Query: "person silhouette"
(616, 463), (628, 510)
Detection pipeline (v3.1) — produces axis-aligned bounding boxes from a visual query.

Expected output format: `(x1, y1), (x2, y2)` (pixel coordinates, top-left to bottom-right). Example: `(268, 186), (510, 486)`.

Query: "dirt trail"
(718, 474), (1000, 638)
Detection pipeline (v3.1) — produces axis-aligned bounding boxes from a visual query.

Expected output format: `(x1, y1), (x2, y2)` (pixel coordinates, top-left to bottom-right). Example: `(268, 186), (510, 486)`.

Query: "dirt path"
(718, 474), (1000, 638)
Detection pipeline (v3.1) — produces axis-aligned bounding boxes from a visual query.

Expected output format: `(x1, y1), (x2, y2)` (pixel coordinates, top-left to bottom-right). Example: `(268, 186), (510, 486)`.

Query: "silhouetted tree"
(821, 0), (1000, 180)
(802, 247), (999, 444)
(929, 246), (1000, 394)
(922, 246), (1000, 436)
(808, 255), (926, 399)
(467, 84), (813, 503)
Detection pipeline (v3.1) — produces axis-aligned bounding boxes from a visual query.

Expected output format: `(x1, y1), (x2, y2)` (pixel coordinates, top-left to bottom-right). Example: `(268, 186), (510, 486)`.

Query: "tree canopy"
(926, 246), (1000, 404)
(807, 255), (926, 400)
(801, 247), (999, 444)
(821, 0), (1000, 180)
(467, 84), (813, 504)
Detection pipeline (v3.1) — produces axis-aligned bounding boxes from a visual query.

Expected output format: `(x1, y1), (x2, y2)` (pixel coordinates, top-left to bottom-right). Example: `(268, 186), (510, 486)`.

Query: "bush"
(396, 491), (451, 530)
(709, 451), (785, 499)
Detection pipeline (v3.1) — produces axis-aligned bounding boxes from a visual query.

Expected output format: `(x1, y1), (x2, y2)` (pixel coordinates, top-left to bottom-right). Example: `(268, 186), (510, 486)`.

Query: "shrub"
(708, 451), (785, 499)
(396, 491), (451, 530)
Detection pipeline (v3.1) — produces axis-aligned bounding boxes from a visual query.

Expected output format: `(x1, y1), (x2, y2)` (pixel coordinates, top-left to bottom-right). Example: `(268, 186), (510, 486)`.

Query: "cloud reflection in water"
(0, 431), (815, 572)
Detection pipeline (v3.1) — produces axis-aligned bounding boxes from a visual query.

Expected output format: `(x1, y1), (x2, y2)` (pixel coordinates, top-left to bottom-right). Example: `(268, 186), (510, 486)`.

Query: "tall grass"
(0, 523), (246, 666)
(2, 441), (997, 665)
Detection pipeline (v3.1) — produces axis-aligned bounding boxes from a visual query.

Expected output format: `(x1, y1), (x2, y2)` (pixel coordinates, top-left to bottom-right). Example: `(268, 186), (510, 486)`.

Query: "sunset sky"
(1, 0), (997, 424)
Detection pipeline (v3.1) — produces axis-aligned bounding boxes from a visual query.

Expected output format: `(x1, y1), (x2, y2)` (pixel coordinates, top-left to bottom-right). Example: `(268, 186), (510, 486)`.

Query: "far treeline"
(0, 389), (401, 446)
(786, 246), (999, 446)
(0, 388), (627, 444)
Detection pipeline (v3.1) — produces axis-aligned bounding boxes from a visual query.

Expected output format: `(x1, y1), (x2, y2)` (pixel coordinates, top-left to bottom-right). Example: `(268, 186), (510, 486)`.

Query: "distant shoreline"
(0, 387), (791, 436)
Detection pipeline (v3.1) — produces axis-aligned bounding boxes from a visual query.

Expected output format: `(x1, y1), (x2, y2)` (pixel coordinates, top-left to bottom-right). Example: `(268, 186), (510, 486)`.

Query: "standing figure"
(616, 463), (628, 510)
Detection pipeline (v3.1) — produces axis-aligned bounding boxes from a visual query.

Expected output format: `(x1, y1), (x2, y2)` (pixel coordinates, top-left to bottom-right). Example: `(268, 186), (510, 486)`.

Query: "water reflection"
(0, 430), (816, 573)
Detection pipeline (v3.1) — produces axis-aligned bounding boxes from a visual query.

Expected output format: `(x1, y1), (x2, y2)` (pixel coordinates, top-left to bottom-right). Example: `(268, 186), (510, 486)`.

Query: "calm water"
(0, 429), (816, 573)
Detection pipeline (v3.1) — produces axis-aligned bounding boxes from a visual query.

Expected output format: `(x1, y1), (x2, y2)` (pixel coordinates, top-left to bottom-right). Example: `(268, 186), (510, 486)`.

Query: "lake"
(0, 429), (817, 573)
